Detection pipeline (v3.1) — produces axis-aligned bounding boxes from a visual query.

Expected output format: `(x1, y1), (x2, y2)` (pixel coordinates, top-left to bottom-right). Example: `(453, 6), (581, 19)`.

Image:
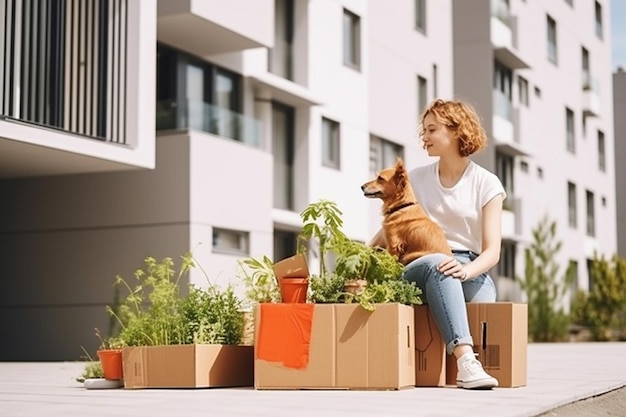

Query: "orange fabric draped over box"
(256, 303), (315, 369)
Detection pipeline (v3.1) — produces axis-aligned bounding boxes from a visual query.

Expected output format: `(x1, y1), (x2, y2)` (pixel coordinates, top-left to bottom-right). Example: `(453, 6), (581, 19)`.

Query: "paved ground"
(0, 342), (625, 417)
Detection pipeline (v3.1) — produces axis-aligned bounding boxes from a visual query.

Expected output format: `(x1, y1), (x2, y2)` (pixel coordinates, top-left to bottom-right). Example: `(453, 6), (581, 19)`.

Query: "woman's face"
(421, 113), (456, 157)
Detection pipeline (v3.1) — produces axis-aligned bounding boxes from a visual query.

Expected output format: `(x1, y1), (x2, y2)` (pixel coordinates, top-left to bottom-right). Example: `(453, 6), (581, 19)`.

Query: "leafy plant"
(570, 253), (626, 341)
(298, 199), (347, 276)
(308, 273), (346, 303)
(517, 216), (573, 342)
(181, 284), (244, 345)
(239, 255), (281, 307)
(105, 252), (246, 346)
(334, 238), (404, 283)
(76, 346), (103, 382)
(343, 280), (422, 312)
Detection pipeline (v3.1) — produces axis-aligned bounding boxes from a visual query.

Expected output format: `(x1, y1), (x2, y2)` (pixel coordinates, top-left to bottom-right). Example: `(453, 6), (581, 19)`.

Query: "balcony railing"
(156, 99), (261, 147)
(493, 90), (513, 121)
(491, 0), (511, 26)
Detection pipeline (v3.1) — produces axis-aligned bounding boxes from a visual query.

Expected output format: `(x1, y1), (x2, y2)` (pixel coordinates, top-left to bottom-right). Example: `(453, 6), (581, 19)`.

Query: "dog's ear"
(394, 162), (409, 190)
(394, 158), (405, 170)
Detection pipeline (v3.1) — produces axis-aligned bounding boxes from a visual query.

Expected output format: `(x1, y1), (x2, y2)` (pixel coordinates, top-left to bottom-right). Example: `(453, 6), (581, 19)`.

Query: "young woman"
(369, 98), (506, 389)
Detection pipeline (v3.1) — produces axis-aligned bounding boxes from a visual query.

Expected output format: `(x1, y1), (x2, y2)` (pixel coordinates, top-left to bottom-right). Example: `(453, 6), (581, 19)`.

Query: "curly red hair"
(419, 99), (488, 157)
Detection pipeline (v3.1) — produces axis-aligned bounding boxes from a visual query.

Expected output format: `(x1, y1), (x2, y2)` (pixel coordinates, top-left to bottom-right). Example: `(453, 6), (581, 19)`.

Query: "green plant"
(570, 253), (626, 341)
(517, 216), (573, 342)
(181, 284), (244, 345)
(343, 280), (422, 312)
(239, 255), (281, 307)
(105, 252), (246, 346)
(308, 273), (346, 303)
(298, 199), (347, 276)
(76, 347), (103, 382)
(334, 239), (404, 283)
(94, 327), (125, 350)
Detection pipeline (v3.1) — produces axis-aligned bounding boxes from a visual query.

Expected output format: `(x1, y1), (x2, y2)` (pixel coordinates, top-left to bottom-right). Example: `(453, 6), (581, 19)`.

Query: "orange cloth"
(256, 303), (315, 369)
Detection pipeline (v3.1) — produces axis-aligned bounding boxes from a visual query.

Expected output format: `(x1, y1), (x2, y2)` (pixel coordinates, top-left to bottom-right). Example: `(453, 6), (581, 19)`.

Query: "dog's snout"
(361, 184), (365, 191)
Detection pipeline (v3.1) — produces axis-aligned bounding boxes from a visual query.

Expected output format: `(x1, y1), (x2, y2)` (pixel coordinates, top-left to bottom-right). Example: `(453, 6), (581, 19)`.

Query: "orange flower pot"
(279, 277), (309, 303)
(97, 349), (123, 380)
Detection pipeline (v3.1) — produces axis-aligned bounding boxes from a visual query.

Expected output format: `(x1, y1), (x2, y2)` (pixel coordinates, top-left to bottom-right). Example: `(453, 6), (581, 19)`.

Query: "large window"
(517, 75), (529, 107)
(270, 0), (294, 80)
(586, 190), (595, 237)
(415, 0), (426, 33)
(370, 135), (404, 174)
(155, 44), (257, 145)
(322, 117), (341, 169)
(566, 107), (575, 153)
(498, 241), (516, 279)
(582, 47), (590, 89)
(496, 152), (514, 200)
(494, 61), (513, 120)
(547, 15), (558, 64)
(273, 103), (296, 210)
(595, 1), (603, 39)
(417, 76), (428, 115)
(568, 182), (577, 228)
(598, 130), (606, 172)
(343, 9), (361, 70)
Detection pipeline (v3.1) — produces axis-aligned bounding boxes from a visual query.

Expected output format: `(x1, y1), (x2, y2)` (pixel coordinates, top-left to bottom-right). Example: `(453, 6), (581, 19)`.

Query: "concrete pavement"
(1, 342), (624, 417)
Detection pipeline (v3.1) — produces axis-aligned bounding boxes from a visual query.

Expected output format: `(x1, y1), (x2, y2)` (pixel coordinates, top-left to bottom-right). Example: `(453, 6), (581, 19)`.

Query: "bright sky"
(611, 0), (626, 70)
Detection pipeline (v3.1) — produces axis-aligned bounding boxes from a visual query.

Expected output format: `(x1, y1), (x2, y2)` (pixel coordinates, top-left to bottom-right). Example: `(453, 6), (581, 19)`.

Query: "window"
(568, 260), (579, 296)
(322, 117), (341, 169)
(547, 15), (558, 64)
(415, 0), (426, 32)
(496, 152), (514, 199)
(595, 1), (603, 39)
(586, 190), (595, 237)
(343, 9), (361, 69)
(274, 230), (298, 262)
(370, 135), (404, 174)
(417, 75), (428, 115)
(432, 64), (438, 98)
(270, 0), (295, 80)
(212, 228), (249, 255)
(498, 241), (516, 278)
(564, 0), (573, 6)
(537, 167), (543, 178)
(494, 61), (513, 120)
(568, 182), (577, 228)
(273, 103), (295, 210)
(598, 130), (606, 172)
(520, 161), (529, 173)
(587, 258), (595, 292)
(566, 107), (575, 153)
(517, 76), (529, 106)
(582, 47), (590, 89)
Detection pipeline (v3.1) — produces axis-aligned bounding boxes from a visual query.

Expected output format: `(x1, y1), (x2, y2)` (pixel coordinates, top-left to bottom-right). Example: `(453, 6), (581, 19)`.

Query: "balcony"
(157, 0), (273, 57)
(490, 0), (530, 69)
(157, 99), (262, 148)
(493, 91), (529, 157)
(502, 196), (523, 241)
(582, 73), (601, 117)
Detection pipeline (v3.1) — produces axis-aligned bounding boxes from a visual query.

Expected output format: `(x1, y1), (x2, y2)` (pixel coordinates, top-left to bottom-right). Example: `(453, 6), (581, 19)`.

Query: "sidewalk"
(1, 342), (624, 417)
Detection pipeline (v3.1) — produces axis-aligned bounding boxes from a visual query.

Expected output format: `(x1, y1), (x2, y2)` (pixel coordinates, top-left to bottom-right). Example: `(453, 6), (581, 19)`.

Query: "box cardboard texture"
(273, 253), (309, 280)
(413, 305), (446, 387)
(446, 302), (528, 388)
(122, 344), (254, 389)
(254, 303), (416, 390)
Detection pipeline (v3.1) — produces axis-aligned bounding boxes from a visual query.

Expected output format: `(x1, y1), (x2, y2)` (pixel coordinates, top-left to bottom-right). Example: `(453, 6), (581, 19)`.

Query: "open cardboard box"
(254, 302), (416, 390)
(122, 344), (254, 389)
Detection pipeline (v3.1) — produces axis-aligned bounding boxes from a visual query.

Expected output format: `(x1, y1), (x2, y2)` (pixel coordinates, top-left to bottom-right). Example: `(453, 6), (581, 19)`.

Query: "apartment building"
(614, 68), (626, 257)
(0, 0), (616, 360)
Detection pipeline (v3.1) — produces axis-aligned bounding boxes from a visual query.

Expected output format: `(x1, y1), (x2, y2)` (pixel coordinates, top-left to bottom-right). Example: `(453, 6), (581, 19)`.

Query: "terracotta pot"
(279, 277), (309, 303)
(97, 349), (123, 380)
(344, 279), (368, 295)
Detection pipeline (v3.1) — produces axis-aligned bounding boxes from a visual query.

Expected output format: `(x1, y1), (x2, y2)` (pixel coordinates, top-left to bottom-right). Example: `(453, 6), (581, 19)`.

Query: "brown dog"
(361, 158), (451, 265)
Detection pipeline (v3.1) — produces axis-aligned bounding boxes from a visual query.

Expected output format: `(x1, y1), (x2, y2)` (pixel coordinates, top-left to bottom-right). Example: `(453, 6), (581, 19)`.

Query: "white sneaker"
(456, 352), (499, 389)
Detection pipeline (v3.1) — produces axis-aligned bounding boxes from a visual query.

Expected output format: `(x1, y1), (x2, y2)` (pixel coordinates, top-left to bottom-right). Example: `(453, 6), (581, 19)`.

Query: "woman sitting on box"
(369, 98), (505, 390)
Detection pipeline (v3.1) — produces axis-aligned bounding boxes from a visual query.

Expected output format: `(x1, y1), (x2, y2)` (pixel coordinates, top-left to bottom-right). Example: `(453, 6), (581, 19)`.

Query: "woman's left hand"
(437, 256), (466, 280)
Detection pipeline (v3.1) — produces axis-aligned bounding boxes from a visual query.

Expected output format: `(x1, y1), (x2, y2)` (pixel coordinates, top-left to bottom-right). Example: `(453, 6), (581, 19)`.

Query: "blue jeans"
(402, 251), (496, 355)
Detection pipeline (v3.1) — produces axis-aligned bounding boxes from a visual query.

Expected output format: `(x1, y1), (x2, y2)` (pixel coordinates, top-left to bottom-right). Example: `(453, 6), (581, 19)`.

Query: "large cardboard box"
(122, 344), (254, 389)
(254, 303), (415, 390)
(446, 302), (528, 388)
(414, 305), (446, 387)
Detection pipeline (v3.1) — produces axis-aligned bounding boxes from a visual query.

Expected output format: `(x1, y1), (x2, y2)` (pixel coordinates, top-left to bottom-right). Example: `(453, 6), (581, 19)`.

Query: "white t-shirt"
(408, 161), (506, 254)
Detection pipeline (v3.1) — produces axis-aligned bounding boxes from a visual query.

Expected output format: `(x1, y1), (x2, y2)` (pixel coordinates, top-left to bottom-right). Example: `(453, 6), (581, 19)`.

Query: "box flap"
(273, 254), (309, 280)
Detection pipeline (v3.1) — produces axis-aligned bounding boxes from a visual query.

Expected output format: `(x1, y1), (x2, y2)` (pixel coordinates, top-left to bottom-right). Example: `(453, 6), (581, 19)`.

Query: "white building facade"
(0, 0), (616, 360)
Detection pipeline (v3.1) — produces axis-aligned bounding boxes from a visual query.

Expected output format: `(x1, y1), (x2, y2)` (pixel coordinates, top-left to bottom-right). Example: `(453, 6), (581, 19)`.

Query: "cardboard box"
(446, 302), (528, 388)
(414, 305), (446, 387)
(122, 344), (254, 389)
(273, 253), (309, 279)
(254, 303), (415, 390)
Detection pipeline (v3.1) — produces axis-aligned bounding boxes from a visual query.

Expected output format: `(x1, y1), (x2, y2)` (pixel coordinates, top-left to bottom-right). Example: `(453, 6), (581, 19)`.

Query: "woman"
(369, 98), (505, 389)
